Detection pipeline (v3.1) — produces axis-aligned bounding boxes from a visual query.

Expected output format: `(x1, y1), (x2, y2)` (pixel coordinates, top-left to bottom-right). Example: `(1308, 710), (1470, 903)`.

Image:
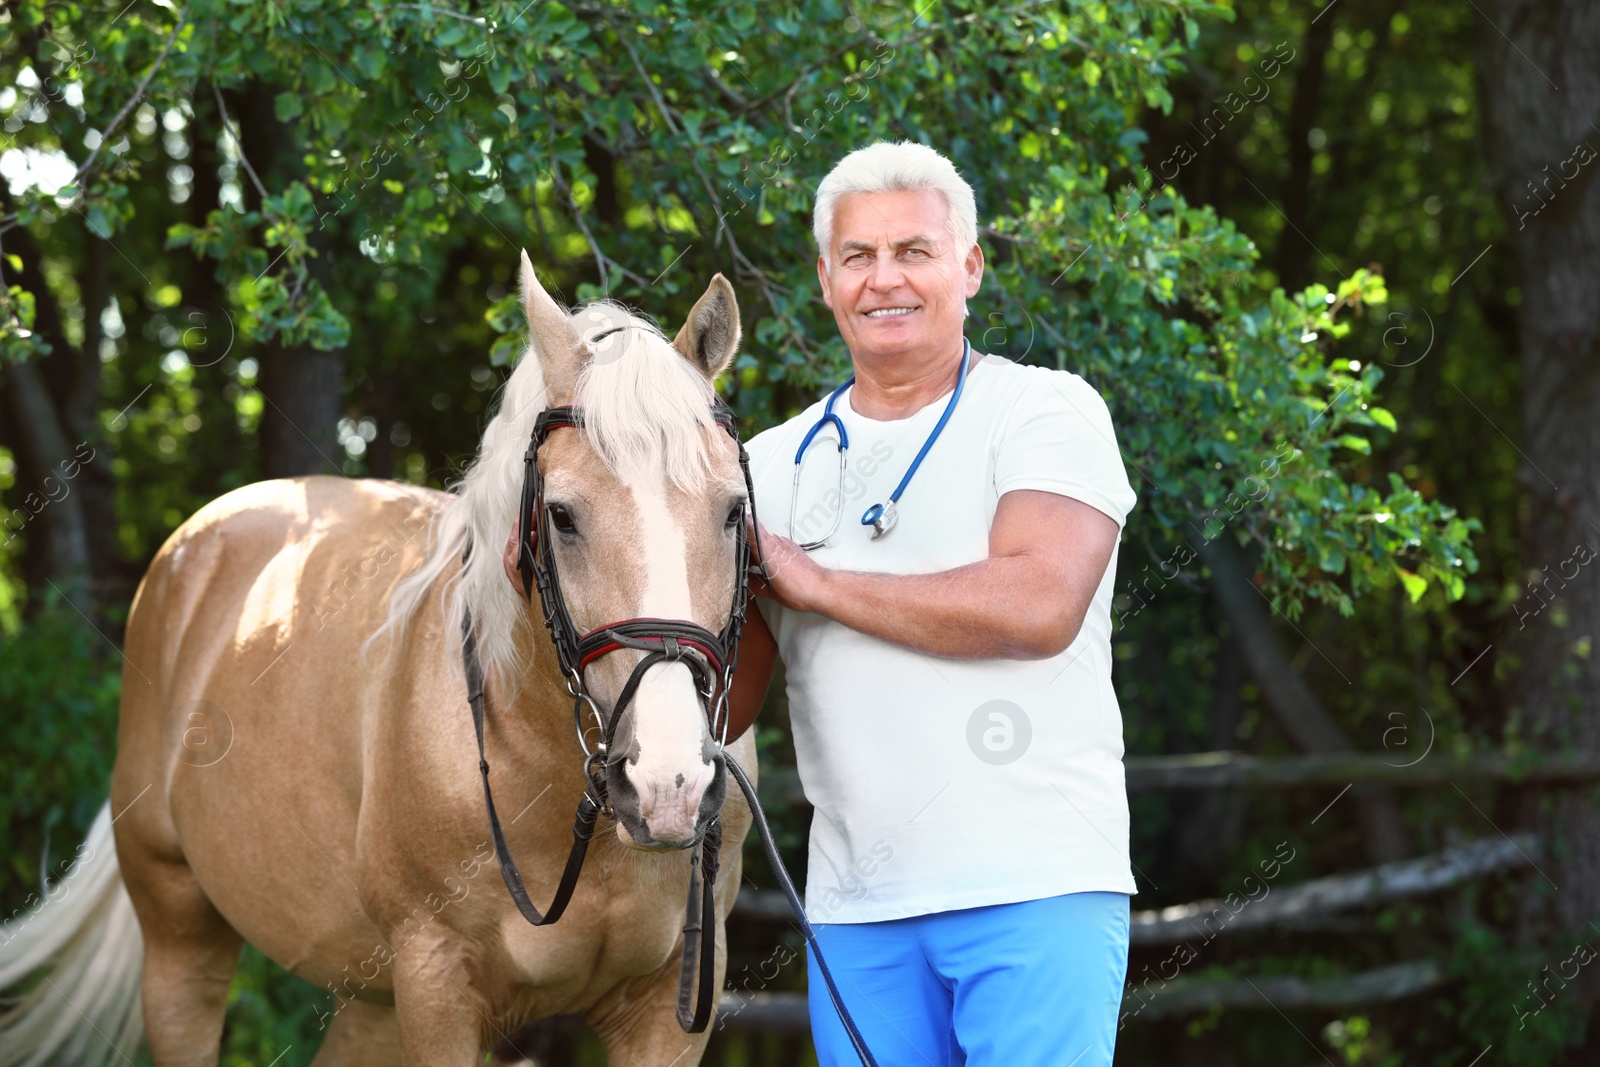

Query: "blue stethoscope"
(789, 337), (973, 550)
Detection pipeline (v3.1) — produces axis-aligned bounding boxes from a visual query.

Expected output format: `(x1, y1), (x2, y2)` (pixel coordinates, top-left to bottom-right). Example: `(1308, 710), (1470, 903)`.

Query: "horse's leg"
(311, 1000), (401, 1067)
(588, 948), (722, 1067)
(390, 938), (487, 1066)
(121, 854), (243, 1067)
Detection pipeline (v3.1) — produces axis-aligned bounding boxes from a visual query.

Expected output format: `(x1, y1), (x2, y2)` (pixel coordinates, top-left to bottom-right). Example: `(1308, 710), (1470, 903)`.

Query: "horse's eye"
(548, 504), (577, 534)
(725, 503), (744, 529)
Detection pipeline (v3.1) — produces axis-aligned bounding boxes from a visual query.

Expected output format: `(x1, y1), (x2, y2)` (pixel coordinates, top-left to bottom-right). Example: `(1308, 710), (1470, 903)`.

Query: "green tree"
(1, 1), (1484, 1062)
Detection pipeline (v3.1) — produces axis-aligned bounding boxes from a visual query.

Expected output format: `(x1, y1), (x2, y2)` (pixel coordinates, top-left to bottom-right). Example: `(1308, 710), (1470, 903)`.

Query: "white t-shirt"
(745, 351), (1139, 924)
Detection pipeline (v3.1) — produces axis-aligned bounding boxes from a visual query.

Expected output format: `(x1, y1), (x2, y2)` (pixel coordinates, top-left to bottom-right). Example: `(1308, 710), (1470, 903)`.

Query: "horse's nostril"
(627, 762), (717, 844)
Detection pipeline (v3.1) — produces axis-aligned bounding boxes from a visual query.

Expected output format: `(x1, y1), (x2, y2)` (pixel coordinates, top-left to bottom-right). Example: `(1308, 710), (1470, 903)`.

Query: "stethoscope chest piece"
(861, 501), (898, 540)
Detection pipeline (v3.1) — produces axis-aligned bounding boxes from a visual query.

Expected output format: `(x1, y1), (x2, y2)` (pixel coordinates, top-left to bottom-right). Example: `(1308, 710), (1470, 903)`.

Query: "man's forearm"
(807, 554), (1077, 660)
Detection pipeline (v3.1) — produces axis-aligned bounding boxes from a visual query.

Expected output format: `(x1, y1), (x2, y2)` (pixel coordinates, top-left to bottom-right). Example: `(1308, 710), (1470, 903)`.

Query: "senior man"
(723, 141), (1137, 1066)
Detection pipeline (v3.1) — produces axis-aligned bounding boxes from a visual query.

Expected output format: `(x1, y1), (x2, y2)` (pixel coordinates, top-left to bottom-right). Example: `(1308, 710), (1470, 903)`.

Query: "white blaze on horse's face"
(517, 251), (745, 851)
(538, 442), (745, 850)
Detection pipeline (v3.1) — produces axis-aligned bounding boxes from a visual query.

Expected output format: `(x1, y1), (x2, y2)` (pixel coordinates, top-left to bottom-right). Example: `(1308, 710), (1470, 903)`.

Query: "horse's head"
(505, 251), (745, 851)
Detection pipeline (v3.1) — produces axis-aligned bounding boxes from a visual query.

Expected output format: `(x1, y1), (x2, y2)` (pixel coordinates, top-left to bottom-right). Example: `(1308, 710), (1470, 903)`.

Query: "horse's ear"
(519, 249), (583, 403)
(672, 274), (741, 381)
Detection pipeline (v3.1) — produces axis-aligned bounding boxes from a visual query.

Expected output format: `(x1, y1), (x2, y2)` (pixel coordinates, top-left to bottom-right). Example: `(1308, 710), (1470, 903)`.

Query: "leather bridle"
(459, 380), (878, 1062)
(461, 396), (756, 1033)
(519, 402), (755, 761)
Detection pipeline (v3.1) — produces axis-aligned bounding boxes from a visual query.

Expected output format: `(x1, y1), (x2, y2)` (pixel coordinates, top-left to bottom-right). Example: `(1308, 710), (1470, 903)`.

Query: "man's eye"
(548, 504), (577, 534)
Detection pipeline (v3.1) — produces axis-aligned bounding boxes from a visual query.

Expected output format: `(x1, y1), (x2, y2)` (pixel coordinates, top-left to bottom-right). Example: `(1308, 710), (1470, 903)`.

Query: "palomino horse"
(0, 254), (758, 1066)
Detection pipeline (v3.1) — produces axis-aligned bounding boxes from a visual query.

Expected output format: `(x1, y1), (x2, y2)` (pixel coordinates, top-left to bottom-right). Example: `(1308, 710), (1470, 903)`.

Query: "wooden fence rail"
(754, 751), (1600, 811)
(731, 835), (1537, 937)
(715, 960), (1447, 1031)
(1124, 751), (1600, 790)
(1128, 834), (1535, 945)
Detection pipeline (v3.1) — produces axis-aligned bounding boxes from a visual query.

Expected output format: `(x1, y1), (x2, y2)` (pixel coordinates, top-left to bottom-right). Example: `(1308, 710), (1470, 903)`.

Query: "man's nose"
(868, 251), (905, 291)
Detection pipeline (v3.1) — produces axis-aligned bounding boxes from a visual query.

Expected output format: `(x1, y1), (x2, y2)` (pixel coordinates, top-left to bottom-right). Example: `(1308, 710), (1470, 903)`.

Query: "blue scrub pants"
(807, 891), (1130, 1067)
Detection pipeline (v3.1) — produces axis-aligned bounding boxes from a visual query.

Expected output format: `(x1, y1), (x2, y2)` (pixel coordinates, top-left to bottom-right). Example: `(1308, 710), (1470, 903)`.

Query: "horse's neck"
(480, 612), (591, 780)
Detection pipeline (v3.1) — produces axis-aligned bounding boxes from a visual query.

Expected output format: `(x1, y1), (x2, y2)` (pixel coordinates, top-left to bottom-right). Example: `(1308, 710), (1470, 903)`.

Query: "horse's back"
(112, 476), (449, 983)
(121, 475), (447, 717)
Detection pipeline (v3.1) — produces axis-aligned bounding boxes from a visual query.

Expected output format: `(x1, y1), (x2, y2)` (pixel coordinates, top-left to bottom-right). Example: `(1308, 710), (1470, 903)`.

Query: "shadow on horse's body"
(0, 260), (758, 1067)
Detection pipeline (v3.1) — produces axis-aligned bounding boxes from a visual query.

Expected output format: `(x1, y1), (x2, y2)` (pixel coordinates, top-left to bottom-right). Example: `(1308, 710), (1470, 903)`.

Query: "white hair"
(813, 140), (978, 268)
(370, 303), (718, 688)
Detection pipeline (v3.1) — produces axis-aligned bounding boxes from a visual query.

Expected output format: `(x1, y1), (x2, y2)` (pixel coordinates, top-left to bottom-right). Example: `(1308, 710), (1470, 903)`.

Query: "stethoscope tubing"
(789, 336), (972, 547)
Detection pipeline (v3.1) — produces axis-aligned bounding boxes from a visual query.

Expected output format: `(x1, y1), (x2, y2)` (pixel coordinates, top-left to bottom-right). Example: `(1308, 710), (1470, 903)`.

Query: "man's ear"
(672, 273), (741, 381)
(519, 248), (583, 404)
(817, 254), (834, 310)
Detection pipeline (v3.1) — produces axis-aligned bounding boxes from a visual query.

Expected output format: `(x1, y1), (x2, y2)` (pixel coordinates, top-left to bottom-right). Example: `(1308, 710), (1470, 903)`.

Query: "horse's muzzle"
(608, 750), (727, 851)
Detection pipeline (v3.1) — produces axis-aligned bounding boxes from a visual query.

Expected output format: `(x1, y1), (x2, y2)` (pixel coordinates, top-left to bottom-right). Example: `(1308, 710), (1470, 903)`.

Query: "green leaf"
(275, 91), (304, 122)
(353, 47), (387, 81)
(1396, 566), (1428, 603)
(1337, 434), (1371, 455)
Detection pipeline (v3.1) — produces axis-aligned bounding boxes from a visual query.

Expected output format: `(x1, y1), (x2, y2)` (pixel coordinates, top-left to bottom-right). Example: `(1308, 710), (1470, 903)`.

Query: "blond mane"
(371, 302), (720, 685)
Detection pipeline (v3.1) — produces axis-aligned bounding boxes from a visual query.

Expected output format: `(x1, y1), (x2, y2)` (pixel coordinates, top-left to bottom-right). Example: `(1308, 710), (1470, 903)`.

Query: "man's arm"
(751, 489), (1119, 660)
(722, 600), (778, 743)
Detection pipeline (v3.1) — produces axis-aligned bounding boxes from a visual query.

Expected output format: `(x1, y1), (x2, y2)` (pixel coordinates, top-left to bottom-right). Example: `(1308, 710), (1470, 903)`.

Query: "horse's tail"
(0, 800), (145, 1067)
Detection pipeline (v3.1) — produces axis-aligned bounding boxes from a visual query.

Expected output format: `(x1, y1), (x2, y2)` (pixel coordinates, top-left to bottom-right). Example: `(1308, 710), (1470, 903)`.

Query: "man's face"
(817, 188), (983, 362)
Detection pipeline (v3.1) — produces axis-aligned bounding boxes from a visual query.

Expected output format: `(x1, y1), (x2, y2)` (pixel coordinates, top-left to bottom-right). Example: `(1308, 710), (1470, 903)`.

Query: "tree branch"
(0, 9), (189, 234)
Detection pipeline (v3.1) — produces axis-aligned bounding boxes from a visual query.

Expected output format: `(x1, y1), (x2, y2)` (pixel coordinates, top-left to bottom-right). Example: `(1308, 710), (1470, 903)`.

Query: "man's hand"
(746, 515), (830, 614)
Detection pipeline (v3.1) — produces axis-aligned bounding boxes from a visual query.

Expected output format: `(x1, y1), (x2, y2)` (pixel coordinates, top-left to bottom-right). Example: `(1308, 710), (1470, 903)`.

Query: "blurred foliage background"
(2, 0), (1596, 1064)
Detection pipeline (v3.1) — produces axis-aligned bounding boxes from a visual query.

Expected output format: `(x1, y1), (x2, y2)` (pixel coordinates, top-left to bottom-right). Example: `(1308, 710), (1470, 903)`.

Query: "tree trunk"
(1478, 0), (1600, 1052)
(1272, 4), (1336, 293)
(3, 361), (93, 602)
(1175, 625), (1249, 889)
(1193, 532), (1412, 863)
(257, 345), (343, 479)
(0, 193), (96, 611)
(232, 80), (346, 480)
